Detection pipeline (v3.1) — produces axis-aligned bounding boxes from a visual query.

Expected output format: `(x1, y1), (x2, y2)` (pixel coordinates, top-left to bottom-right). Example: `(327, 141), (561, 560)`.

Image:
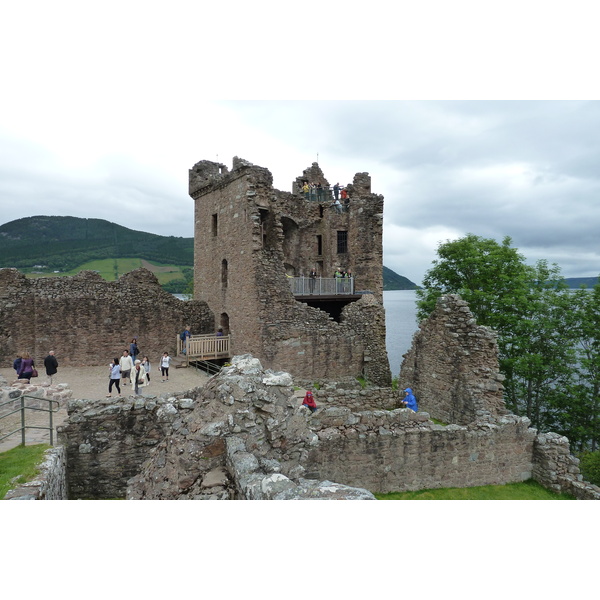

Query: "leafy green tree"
(555, 282), (600, 451)
(578, 451), (600, 486)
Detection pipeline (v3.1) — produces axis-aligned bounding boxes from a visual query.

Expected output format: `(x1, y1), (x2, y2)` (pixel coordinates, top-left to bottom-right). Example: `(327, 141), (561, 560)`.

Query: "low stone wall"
(309, 385), (405, 412)
(533, 432), (600, 500)
(4, 445), (68, 500)
(305, 409), (536, 493)
(0, 375), (72, 416)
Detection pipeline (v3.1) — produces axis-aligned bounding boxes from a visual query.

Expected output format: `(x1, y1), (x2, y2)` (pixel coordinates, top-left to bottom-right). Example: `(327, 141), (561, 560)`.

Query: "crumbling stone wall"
(55, 354), (599, 499)
(533, 432), (600, 500)
(0, 267), (214, 367)
(399, 294), (508, 424)
(189, 156), (390, 386)
(57, 392), (200, 499)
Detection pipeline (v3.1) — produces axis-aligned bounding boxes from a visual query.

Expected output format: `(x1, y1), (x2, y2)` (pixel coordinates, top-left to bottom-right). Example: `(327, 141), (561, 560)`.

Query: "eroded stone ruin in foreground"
(7, 294), (599, 500)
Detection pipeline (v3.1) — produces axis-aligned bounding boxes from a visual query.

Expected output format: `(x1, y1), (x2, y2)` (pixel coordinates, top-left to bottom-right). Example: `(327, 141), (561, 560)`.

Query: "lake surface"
(384, 290), (419, 377)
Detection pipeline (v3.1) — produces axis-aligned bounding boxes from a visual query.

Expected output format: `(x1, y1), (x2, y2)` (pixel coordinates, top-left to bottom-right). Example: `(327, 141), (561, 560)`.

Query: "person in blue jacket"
(403, 388), (418, 412)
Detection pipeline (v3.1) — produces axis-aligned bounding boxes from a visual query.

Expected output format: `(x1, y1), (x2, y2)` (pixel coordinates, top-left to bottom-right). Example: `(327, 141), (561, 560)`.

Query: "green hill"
(383, 265), (419, 290)
(0, 216), (194, 271)
(562, 277), (599, 289)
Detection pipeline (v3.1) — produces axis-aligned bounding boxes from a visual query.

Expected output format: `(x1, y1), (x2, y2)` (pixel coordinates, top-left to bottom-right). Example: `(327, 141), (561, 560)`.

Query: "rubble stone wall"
(533, 432), (600, 500)
(305, 411), (536, 493)
(57, 393), (198, 499)
(0, 267), (214, 367)
(399, 294), (508, 424)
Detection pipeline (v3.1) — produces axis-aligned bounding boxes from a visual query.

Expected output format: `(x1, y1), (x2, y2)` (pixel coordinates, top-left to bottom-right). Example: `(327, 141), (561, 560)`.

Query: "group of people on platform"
(301, 181), (350, 213)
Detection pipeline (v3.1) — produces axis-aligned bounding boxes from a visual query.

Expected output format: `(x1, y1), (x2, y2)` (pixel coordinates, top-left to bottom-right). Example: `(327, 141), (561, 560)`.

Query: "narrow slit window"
(337, 230), (348, 254)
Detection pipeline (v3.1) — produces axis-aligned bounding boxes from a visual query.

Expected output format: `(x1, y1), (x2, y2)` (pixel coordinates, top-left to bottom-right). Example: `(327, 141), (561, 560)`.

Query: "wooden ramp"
(177, 334), (231, 364)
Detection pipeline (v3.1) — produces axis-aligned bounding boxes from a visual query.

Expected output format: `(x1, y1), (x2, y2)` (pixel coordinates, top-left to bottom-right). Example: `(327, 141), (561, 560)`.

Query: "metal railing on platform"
(0, 395), (61, 447)
(289, 276), (355, 295)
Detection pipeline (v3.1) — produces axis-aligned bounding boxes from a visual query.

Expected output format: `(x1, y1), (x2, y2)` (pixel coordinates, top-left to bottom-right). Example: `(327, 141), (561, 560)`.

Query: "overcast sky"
(2, 2), (599, 285)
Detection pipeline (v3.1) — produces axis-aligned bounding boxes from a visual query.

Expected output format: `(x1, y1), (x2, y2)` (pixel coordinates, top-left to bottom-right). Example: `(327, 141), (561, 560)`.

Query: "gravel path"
(0, 364), (211, 452)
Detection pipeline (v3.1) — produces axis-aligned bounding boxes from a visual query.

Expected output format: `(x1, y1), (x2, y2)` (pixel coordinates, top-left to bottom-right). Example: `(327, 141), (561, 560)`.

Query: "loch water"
(383, 290), (419, 377)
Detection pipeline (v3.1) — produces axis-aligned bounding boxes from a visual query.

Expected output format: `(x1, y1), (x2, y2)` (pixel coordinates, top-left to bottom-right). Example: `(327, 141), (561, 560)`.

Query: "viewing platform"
(177, 333), (231, 362)
(289, 276), (355, 296)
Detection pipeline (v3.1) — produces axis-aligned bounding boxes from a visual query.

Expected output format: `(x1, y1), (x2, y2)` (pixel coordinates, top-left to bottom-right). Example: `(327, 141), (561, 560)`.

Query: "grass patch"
(375, 479), (574, 500)
(0, 444), (50, 499)
(27, 258), (188, 285)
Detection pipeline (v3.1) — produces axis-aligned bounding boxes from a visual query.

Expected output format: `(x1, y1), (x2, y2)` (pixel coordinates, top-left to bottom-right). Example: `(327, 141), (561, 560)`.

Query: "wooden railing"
(177, 334), (231, 360)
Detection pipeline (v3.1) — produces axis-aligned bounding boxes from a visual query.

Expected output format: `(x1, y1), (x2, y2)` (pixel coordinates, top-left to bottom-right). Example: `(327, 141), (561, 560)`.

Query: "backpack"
(180, 331), (186, 340)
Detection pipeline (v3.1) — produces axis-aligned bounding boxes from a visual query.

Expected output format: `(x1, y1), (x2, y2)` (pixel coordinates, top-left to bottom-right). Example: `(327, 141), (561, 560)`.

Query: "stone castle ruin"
(189, 157), (391, 387)
(2, 156), (599, 500)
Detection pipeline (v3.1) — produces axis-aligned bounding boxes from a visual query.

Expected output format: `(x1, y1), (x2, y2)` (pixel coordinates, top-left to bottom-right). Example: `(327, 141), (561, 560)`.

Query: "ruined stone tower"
(189, 156), (391, 386)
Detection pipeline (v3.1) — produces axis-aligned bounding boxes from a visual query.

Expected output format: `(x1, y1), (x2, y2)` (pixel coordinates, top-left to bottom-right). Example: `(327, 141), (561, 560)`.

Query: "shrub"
(578, 451), (600, 487)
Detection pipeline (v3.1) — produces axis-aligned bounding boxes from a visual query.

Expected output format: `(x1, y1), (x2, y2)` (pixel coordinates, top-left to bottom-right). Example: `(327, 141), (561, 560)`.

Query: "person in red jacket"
(302, 389), (318, 413)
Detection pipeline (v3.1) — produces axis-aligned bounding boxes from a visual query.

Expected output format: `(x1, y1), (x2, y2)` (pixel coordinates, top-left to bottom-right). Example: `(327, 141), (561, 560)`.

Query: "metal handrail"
(0, 394), (61, 447)
(289, 276), (355, 296)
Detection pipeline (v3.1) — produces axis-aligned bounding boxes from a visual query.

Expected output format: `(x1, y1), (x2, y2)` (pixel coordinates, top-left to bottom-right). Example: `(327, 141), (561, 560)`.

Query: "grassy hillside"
(383, 265), (419, 290)
(0, 216), (193, 271)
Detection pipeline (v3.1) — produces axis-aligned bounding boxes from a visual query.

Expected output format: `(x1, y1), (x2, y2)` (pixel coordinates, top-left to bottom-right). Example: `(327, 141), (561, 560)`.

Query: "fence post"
(20, 396), (26, 446)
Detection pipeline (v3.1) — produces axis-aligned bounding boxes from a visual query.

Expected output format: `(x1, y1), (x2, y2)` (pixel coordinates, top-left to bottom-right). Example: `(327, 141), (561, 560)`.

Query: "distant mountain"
(0, 216), (194, 270)
(0, 216), (419, 289)
(383, 265), (419, 290)
(562, 277), (599, 289)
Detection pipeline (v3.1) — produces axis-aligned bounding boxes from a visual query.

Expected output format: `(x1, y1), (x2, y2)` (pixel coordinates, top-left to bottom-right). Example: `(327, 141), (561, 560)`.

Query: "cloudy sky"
(2, 2), (599, 286)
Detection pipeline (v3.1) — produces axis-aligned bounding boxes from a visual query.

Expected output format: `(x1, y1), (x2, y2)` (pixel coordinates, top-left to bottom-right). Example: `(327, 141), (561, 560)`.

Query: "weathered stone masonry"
(189, 157), (391, 386)
(0, 267), (214, 367)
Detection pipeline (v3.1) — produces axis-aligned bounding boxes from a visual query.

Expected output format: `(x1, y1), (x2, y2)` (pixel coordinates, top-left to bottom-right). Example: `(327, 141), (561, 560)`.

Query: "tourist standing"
(13, 354), (22, 377)
(17, 352), (35, 381)
(131, 359), (147, 395)
(333, 182), (340, 200)
(160, 352), (172, 381)
(181, 326), (191, 354)
(107, 358), (121, 397)
(129, 338), (139, 363)
(309, 268), (317, 294)
(44, 350), (58, 384)
(141, 356), (151, 385)
(120, 350), (134, 384)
